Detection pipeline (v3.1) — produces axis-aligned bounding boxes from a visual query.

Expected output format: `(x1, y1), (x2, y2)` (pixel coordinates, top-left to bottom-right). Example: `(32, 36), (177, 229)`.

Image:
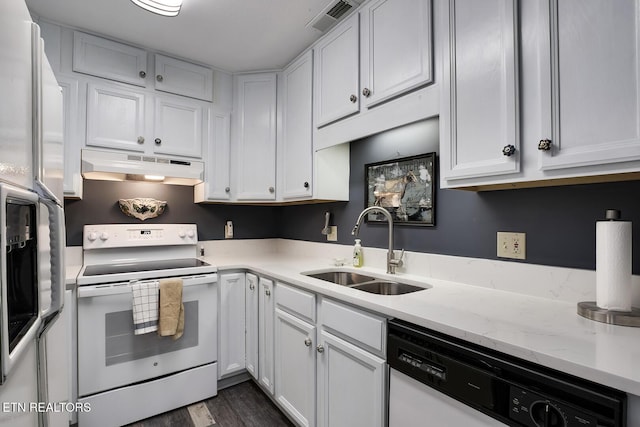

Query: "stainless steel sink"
(305, 271), (375, 286)
(350, 281), (425, 295)
(303, 270), (429, 295)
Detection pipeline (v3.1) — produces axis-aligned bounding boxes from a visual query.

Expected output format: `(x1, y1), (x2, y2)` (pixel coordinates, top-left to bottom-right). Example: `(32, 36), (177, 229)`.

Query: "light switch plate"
(497, 232), (526, 259)
(327, 226), (337, 242)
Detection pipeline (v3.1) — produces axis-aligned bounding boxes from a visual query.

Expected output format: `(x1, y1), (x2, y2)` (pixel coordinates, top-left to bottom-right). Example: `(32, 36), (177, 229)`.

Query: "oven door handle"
(77, 274), (218, 298)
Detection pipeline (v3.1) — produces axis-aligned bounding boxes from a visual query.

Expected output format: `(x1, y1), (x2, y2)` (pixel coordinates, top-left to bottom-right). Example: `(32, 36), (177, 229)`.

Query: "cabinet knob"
(304, 338), (312, 347)
(225, 187), (230, 193)
(349, 94), (357, 103)
(137, 136), (145, 144)
(139, 71), (147, 78)
(265, 288), (271, 296)
(154, 138), (162, 145)
(502, 145), (516, 157)
(316, 345), (325, 353)
(268, 186), (275, 194)
(156, 74), (164, 82)
(362, 88), (371, 97)
(303, 181), (309, 189)
(538, 139), (552, 151)
(249, 283), (255, 290)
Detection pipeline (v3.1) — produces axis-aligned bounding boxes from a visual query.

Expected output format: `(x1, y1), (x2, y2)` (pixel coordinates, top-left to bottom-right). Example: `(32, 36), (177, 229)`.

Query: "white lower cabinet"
(245, 273), (259, 380)
(258, 277), (275, 394)
(218, 273), (246, 379)
(272, 282), (387, 427)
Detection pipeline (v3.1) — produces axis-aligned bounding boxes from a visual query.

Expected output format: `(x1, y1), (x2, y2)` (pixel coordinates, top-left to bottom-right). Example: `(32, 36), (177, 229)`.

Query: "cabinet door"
(195, 110), (231, 201)
(281, 52), (313, 200)
(360, 0), (433, 108)
(218, 273), (246, 379)
(313, 13), (360, 128)
(245, 273), (259, 380)
(73, 31), (147, 87)
(58, 77), (82, 198)
(258, 277), (275, 394)
(234, 74), (277, 200)
(317, 331), (386, 427)
(440, 0), (520, 181)
(154, 54), (213, 102)
(153, 94), (204, 158)
(275, 309), (316, 427)
(538, 0), (640, 170)
(86, 82), (146, 152)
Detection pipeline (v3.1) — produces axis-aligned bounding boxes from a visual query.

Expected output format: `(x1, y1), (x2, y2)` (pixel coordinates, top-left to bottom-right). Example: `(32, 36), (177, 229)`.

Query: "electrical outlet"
(327, 226), (337, 242)
(497, 232), (526, 260)
(225, 221), (234, 239)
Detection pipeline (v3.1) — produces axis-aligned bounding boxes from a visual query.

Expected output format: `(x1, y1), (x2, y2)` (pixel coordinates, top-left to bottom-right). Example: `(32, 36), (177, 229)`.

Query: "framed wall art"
(364, 153), (436, 226)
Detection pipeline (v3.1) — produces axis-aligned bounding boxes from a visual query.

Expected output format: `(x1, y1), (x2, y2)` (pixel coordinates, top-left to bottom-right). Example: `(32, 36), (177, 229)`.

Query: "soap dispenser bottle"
(353, 239), (363, 267)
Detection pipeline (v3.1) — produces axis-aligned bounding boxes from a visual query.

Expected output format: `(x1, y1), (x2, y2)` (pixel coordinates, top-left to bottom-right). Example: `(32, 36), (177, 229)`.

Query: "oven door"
(77, 273), (217, 397)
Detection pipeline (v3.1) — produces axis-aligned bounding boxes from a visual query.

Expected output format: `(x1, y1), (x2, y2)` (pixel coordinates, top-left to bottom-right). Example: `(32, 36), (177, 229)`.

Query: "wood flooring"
(125, 380), (294, 427)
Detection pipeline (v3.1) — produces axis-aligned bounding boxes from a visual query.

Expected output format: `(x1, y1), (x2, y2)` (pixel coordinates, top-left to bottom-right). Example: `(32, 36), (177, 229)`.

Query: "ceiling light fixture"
(130, 0), (182, 17)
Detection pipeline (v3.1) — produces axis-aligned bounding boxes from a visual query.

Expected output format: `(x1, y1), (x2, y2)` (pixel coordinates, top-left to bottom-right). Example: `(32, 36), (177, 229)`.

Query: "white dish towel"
(131, 280), (159, 335)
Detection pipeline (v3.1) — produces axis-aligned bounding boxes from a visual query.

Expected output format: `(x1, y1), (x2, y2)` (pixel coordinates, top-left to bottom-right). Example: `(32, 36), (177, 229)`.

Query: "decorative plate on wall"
(118, 198), (167, 221)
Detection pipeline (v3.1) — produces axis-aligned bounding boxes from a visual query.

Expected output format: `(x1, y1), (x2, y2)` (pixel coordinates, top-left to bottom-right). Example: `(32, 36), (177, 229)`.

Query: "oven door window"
(77, 280), (217, 397)
(5, 202), (38, 353)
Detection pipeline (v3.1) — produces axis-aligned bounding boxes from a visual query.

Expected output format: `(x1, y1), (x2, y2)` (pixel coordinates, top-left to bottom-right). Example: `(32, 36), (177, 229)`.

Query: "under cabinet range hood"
(81, 148), (204, 186)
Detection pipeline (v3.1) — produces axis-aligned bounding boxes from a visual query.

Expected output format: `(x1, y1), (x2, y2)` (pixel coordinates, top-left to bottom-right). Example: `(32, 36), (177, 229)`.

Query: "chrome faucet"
(352, 206), (404, 274)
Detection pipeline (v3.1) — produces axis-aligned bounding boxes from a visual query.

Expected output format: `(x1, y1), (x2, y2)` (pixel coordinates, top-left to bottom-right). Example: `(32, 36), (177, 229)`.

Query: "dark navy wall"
(65, 118), (640, 274)
(278, 118), (640, 274)
(64, 180), (280, 246)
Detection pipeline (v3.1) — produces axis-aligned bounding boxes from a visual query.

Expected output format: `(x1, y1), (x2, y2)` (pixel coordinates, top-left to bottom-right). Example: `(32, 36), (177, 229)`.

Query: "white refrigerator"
(0, 1), (67, 426)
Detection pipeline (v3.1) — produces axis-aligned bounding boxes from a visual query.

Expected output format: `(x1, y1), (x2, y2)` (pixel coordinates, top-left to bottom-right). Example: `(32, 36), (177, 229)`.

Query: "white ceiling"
(25, 0), (334, 72)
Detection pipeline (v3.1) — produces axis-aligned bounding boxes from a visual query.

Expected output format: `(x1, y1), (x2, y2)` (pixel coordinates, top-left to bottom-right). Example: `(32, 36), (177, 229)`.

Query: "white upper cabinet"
(86, 81), (206, 159)
(281, 51), (314, 200)
(153, 94), (204, 158)
(73, 32), (147, 87)
(314, 13), (360, 128)
(233, 73), (277, 201)
(360, 0), (433, 108)
(154, 54), (213, 102)
(537, 0), (640, 171)
(58, 76), (82, 198)
(440, 0), (520, 182)
(194, 110), (231, 202)
(86, 82), (146, 152)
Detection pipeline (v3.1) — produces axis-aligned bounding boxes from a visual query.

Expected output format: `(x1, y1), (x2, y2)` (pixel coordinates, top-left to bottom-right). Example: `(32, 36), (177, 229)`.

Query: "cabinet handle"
(225, 187), (230, 193)
(316, 345), (325, 353)
(268, 186), (275, 194)
(362, 88), (371, 97)
(265, 288), (271, 296)
(303, 182), (309, 189)
(538, 139), (552, 151)
(304, 338), (312, 347)
(137, 136), (145, 144)
(349, 94), (357, 103)
(502, 145), (516, 157)
(154, 138), (162, 145)
(139, 71), (146, 78)
(156, 74), (164, 82)
(249, 283), (255, 290)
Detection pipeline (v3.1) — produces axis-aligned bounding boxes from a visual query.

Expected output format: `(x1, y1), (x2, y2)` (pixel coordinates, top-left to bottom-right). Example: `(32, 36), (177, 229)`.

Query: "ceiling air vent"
(307, 0), (363, 32)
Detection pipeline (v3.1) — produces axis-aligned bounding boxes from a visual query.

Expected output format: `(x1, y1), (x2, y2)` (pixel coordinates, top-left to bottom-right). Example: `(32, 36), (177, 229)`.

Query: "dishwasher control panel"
(509, 385), (597, 427)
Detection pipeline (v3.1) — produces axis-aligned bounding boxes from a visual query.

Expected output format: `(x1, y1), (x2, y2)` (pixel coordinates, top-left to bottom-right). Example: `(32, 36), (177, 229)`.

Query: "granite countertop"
(205, 252), (640, 397)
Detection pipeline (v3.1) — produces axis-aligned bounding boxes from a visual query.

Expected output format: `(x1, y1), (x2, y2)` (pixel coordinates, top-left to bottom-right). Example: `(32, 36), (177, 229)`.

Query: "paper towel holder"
(577, 302), (640, 327)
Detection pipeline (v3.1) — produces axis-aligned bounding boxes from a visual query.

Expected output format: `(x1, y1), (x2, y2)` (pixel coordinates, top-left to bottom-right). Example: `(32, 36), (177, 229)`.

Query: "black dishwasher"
(388, 319), (627, 426)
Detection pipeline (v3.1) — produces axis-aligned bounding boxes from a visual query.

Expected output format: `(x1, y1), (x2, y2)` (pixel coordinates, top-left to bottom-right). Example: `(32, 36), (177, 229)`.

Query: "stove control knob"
(178, 230), (186, 238)
(87, 232), (98, 242)
(100, 232), (109, 241)
(187, 229), (195, 238)
(530, 401), (565, 427)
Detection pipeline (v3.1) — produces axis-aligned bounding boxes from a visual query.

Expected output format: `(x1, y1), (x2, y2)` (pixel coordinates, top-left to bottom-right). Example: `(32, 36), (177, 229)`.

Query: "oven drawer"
(77, 275), (217, 397)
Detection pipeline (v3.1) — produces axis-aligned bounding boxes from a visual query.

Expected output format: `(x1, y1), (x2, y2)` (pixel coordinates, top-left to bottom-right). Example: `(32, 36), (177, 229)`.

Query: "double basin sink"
(303, 270), (429, 295)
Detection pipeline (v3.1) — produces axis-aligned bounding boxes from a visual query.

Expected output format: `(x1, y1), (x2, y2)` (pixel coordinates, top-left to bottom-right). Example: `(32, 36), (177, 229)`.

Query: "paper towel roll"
(596, 220), (632, 311)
